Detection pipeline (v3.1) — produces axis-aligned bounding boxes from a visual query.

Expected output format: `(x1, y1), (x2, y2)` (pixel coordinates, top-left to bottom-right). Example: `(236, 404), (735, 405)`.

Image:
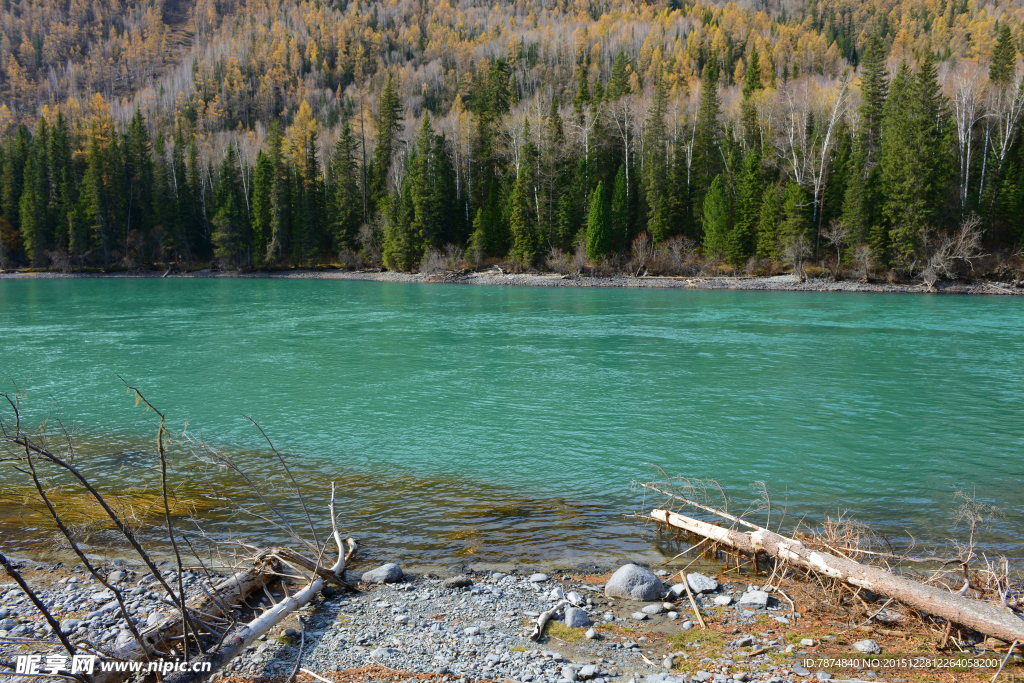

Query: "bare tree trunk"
(648, 509), (1024, 645)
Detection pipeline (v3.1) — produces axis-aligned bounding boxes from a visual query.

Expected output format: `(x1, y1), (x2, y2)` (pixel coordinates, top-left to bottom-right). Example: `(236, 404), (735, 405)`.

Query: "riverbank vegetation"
(0, 0), (1022, 284)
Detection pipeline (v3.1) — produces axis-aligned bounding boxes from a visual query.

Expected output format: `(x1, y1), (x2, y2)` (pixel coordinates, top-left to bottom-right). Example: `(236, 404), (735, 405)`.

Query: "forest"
(0, 0), (1022, 278)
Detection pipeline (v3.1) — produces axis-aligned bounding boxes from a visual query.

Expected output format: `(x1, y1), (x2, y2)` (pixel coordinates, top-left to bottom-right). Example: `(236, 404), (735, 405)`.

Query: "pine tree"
(989, 23), (1016, 86)
(586, 180), (610, 260)
(731, 148), (762, 265)
(693, 58), (723, 233)
(741, 46), (763, 149)
(608, 52), (630, 100)
(780, 181), (809, 251)
(644, 68), (671, 244)
(756, 184), (783, 260)
(252, 150), (273, 267)
(330, 121), (361, 251)
(211, 146), (247, 267)
(20, 118), (50, 265)
(610, 164), (629, 253)
(370, 72), (403, 214)
(702, 174), (732, 260)
(508, 168), (537, 264)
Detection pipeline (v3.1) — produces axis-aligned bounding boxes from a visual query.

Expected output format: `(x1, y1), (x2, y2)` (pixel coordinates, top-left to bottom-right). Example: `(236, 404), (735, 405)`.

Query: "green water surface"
(1, 278), (1021, 567)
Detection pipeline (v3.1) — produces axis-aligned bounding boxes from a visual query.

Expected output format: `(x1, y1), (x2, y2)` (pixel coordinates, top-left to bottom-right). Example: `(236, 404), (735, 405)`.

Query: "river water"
(0, 278), (1021, 569)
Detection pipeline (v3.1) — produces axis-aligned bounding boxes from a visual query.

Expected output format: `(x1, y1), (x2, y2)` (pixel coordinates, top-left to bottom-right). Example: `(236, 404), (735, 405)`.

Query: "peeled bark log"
(92, 559), (277, 683)
(649, 509), (1024, 645)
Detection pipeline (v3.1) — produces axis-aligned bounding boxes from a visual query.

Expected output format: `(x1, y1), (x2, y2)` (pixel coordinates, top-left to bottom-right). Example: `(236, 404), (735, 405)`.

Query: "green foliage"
(586, 180), (610, 260)
(702, 174), (732, 259)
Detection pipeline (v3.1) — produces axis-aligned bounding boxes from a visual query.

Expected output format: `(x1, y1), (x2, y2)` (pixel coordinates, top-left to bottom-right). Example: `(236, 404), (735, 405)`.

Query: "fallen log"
(162, 486), (351, 683)
(648, 509), (1024, 645)
(530, 599), (568, 641)
(92, 557), (278, 683)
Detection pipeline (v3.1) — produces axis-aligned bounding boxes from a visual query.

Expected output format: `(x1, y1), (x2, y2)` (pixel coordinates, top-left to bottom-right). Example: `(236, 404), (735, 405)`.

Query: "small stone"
(361, 563), (403, 584)
(667, 612), (679, 620)
(585, 628), (598, 640)
(564, 606), (592, 628)
(464, 627), (481, 636)
(713, 596), (733, 606)
(284, 628), (298, 637)
(579, 664), (598, 679)
(642, 604), (665, 614)
(681, 620), (693, 630)
(686, 573), (719, 594)
(735, 636), (754, 647)
(550, 586), (565, 600)
(815, 672), (832, 681)
(107, 571), (125, 583)
(530, 573), (550, 583)
(853, 639), (881, 654)
(733, 674), (749, 682)
(631, 612), (649, 621)
(60, 618), (81, 632)
(604, 564), (665, 602)
(791, 664), (811, 676)
(567, 591), (583, 605)
(561, 665), (579, 681)
(662, 655), (674, 670)
(394, 615), (410, 624)
(443, 575), (473, 589)
(801, 638), (815, 647)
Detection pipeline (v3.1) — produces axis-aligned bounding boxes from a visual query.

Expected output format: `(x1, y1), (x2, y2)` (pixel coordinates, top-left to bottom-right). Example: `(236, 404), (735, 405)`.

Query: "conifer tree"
(732, 148), (763, 265)
(644, 68), (670, 243)
(370, 72), (403, 214)
(251, 150), (273, 266)
(330, 121), (361, 251)
(211, 146), (247, 267)
(693, 58), (723, 232)
(20, 118), (49, 264)
(586, 180), (610, 260)
(702, 174), (732, 259)
(508, 167), (537, 264)
(741, 46), (763, 149)
(756, 184), (783, 260)
(610, 164), (629, 253)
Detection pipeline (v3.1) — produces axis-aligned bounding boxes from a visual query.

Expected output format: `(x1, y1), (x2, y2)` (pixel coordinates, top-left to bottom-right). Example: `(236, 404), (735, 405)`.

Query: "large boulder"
(362, 563), (403, 584)
(604, 564), (665, 602)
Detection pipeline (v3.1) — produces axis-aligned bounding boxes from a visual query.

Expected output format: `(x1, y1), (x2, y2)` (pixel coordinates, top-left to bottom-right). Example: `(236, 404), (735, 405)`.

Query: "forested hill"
(0, 0), (1022, 276)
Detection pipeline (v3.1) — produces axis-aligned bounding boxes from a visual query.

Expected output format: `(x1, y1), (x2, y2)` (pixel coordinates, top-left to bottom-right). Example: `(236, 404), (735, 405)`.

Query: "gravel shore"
(4, 557), (999, 683)
(2, 268), (1021, 296)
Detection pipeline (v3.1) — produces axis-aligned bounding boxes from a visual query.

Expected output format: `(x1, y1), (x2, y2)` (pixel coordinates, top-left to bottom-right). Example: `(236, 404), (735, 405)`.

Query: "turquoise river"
(1, 278), (1022, 570)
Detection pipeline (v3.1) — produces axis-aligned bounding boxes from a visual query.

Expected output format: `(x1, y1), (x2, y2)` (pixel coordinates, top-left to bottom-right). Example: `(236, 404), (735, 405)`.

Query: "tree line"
(1, 24), (1022, 275)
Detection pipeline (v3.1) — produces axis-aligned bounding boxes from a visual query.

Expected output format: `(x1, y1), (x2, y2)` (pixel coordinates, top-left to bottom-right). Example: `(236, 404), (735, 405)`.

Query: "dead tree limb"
(648, 509), (1024, 645)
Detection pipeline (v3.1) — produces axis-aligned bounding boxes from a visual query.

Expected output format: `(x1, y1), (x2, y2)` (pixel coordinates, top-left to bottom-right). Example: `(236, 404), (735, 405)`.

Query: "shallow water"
(0, 279), (1022, 568)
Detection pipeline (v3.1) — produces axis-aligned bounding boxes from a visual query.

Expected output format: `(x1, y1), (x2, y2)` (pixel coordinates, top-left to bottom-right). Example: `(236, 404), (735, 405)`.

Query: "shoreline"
(2, 556), (1013, 683)
(1, 268), (1022, 296)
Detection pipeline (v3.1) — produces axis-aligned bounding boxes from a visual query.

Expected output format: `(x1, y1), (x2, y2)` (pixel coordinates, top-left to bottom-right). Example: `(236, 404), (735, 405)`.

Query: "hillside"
(0, 0), (1021, 276)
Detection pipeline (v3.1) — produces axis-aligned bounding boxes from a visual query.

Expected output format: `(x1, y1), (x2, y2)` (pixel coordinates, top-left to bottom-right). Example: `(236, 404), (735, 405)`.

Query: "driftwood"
(649, 508), (1024, 645)
(92, 559), (278, 683)
(530, 599), (568, 641)
(161, 485), (351, 683)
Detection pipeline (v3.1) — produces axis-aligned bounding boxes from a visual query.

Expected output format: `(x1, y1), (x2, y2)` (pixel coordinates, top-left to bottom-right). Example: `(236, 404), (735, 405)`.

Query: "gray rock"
(687, 573), (719, 594)
(642, 604), (665, 614)
(735, 635), (754, 647)
(564, 606), (591, 628)
(667, 612), (679, 620)
(662, 655), (674, 669)
(579, 664), (598, 679)
(530, 573), (550, 583)
(733, 674), (749, 682)
(737, 590), (769, 609)
(464, 626), (480, 636)
(644, 675), (691, 683)
(561, 665), (579, 681)
(816, 672), (832, 681)
(361, 563), (403, 584)
(442, 575), (473, 589)
(632, 612), (648, 620)
(550, 586), (565, 600)
(604, 564), (665, 602)
(792, 664), (811, 676)
(853, 639), (881, 654)
(107, 571), (125, 583)
(682, 620), (694, 630)
(394, 614), (410, 624)
(713, 595), (733, 606)
(0, 618), (16, 630)
(60, 618), (81, 632)
(585, 627), (598, 640)
(369, 647), (400, 657)
(801, 638), (815, 647)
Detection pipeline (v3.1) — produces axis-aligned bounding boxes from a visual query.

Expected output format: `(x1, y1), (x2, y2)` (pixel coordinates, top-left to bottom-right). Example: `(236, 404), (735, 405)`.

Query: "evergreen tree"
(741, 46), (763, 149)
(20, 118), (49, 265)
(508, 168), (538, 264)
(644, 68), (671, 244)
(370, 72), (403, 214)
(989, 23), (1016, 85)
(211, 147), (248, 266)
(731, 148), (763, 265)
(608, 51), (630, 100)
(586, 180), (610, 260)
(610, 164), (629, 253)
(693, 58), (723, 233)
(702, 174), (732, 260)
(780, 180), (809, 251)
(252, 150), (273, 267)
(330, 121), (361, 252)
(756, 184), (783, 260)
